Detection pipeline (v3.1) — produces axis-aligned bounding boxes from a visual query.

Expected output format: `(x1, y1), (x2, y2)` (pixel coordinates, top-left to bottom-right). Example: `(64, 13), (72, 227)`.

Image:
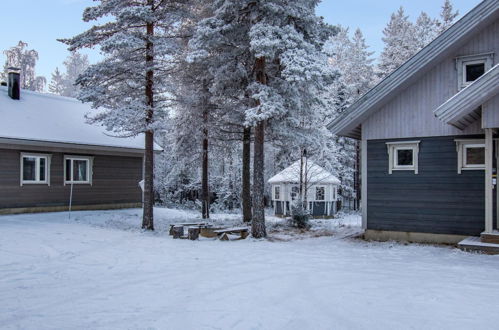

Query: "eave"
(434, 64), (499, 130)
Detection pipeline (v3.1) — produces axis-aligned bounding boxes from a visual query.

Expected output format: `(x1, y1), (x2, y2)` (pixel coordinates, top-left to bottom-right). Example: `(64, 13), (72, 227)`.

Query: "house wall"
(364, 19), (499, 140)
(483, 94), (499, 128)
(0, 148), (143, 210)
(366, 135), (485, 236)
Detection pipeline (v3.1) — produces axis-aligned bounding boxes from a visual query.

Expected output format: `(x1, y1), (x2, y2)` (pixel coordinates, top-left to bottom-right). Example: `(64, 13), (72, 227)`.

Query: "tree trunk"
(201, 108), (210, 219)
(142, 13), (154, 231)
(251, 56), (267, 238)
(242, 126), (252, 222)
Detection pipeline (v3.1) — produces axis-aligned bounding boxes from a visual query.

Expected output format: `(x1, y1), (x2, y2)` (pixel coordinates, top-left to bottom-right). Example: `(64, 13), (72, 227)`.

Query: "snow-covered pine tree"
(377, 7), (418, 79)
(61, 0), (191, 230)
(438, 0), (459, 33)
(49, 67), (65, 95)
(3, 41), (46, 92)
(414, 12), (439, 50)
(324, 26), (375, 205)
(61, 51), (89, 98)
(189, 0), (334, 237)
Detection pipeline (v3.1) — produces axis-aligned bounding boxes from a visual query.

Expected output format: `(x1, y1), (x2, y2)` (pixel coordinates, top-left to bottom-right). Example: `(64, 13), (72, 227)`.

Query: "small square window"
(315, 187), (325, 201)
(386, 141), (420, 174)
(465, 63), (485, 82)
(396, 149), (414, 166)
(455, 140), (485, 173)
(20, 154), (50, 185)
(456, 53), (494, 90)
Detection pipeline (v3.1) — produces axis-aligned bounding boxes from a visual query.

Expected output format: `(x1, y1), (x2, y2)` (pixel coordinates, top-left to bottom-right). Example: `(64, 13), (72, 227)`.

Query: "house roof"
(434, 64), (499, 129)
(0, 86), (158, 152)
(268, 160), (340, 185)
(328, 0), (499, 139)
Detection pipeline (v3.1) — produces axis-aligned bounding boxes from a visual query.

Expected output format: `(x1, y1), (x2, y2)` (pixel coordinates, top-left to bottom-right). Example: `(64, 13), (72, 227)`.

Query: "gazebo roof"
(268, 160), (340, 185)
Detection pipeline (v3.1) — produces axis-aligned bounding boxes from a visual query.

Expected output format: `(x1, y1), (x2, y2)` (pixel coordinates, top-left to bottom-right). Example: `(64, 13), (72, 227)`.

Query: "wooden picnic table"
(169, 222), (208, 236)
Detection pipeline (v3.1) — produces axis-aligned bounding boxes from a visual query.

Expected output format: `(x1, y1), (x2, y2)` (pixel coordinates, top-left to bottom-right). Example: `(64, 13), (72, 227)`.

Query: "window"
(456, 53), (494, 89)
(20, 153), (50, 185)
(64, 155), (93, 184)
(274, 186), (280, 200)
(290, 186), (300, 200)
(386, 141), (420, 174)
(315, 186), (325, 201)
(455, 139), (485, 173)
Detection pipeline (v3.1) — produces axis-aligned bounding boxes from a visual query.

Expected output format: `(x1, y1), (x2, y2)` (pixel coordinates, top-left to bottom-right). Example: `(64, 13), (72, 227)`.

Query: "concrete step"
(481, 231), (499, 244)
(459, 236), (499, 254)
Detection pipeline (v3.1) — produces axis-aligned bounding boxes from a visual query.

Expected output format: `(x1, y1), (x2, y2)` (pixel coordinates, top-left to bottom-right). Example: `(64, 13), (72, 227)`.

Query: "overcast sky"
(0, 0), (483, 83)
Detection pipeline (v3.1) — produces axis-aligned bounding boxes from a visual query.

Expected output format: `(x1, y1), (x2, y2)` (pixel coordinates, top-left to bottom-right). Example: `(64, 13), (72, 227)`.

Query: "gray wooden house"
(329, 0), (499, 250)
(0, 69), (152, 214)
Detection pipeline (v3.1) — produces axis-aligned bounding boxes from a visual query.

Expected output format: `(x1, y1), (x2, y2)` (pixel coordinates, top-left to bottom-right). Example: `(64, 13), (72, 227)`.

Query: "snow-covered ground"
(1, 208), (499, 329)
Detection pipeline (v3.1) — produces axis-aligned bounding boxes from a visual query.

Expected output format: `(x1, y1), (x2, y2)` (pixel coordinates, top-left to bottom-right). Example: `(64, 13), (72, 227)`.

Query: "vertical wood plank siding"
(364, 20), (499, 140)
(483, 94), (499, 128)
(0, 149), (143, 209)
(367, 136), (485, 236)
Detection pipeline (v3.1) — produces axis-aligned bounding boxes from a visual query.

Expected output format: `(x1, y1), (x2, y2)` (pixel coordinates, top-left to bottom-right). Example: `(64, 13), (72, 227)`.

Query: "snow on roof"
(0, 86), (152, 151)
(268, 160), (340, 185)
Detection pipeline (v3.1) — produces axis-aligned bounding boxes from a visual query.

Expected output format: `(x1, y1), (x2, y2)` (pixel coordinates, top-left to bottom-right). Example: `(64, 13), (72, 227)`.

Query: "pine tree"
(61, 0), (190, 230)
(189, 0), (334, 237)
(3, 41), (46, 92)
(438, 0), (459, 33)
(415, 12), (439, 50)
(377, 7), (418, 78)
(49, 67), (65, 95)
(62, 51), (89, 98)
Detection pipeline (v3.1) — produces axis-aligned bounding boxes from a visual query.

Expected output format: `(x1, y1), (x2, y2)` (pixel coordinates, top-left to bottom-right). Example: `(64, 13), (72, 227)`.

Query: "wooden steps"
(480, 231), (499, 244)
(458, 236), (499, 254)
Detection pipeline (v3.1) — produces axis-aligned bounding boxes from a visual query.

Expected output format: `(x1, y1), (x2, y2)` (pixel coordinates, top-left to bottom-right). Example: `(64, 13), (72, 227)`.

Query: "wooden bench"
(213, 227), (250, 241)
(169, 222), (208, 236)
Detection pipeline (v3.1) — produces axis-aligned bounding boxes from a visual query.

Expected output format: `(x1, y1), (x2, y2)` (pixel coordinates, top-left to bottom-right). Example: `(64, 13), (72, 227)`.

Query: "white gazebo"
(268, 160), (340, 218)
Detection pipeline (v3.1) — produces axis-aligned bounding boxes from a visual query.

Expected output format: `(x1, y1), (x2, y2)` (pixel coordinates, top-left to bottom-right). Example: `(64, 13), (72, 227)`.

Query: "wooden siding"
(483, 94), (499, 128)
(0, 148), (143, 209)
(367, 136), (486, 236)
(364, 19), (499, 140)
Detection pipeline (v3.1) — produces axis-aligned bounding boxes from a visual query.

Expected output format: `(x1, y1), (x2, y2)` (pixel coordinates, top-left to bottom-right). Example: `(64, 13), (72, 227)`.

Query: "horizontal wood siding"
(364, 19), (499, 140)
(0, 148), (143, 209)
(367, 136), (485, 236)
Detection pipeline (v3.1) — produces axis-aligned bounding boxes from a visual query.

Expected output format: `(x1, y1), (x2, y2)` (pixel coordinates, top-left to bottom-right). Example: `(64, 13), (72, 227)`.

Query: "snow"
(268, 160), (340, 185)
(1, 208), (499, 329)
(0, 86), (153, 150)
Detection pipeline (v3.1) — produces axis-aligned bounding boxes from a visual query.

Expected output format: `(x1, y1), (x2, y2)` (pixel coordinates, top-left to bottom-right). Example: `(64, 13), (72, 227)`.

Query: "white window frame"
(64, 155), (93, 185)
(386, 141), (420, 174)
(456, 53), (494, 90)
(455, 139), (485, 174)
(20, 153), (51, 186)
(315, 186), (326, 201)
(273, 185), (281, 201)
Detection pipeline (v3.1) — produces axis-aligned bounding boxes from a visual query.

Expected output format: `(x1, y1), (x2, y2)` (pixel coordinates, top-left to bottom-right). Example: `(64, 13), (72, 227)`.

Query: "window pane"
(73, 160), (88, 181)
(39, 158), (46, 181)
(66, 159), (72, 181)
(275, 186), (280, 200)
(316, 187), (325, 201)
(397, 149), (413, 166)
(466, 147), (485, 165)
(23, 157), (36, 181)
(291, 186), (299, 200)
(465, 63), (485, 82)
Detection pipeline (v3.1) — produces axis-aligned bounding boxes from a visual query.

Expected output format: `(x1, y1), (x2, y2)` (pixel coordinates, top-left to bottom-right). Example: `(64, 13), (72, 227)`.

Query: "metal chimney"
(7, 67), (20, 100)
